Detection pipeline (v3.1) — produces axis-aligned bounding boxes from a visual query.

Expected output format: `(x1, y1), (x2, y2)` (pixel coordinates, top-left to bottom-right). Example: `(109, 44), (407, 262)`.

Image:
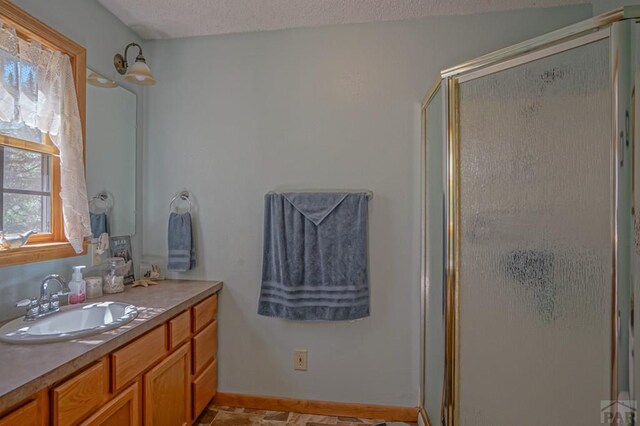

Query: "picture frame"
(110, 235), (135, 284)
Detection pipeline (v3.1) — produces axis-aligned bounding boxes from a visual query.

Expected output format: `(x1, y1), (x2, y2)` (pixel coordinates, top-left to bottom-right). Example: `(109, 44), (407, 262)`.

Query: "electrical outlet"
(294, 350), (308, 371)
(90, 243), (102, 266)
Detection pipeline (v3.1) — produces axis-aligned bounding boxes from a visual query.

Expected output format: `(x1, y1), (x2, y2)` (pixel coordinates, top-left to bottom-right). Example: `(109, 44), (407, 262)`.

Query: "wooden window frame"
(0, 0), (87, 267)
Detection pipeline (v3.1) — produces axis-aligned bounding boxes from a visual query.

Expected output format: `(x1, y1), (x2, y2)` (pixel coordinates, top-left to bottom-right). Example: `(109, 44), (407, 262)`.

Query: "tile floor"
(194, 405), (418, 426)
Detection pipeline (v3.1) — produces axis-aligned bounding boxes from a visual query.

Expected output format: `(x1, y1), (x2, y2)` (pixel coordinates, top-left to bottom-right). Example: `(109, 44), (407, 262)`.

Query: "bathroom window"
(0, 123), (63, 255)
(0, 1), (86, 267)
(1, 146), (52, 234)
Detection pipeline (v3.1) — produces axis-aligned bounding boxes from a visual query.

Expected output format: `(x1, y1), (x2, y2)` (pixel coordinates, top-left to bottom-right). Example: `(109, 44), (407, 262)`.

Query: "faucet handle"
(50, 294), (60, 310)
(18, 298), (39, 320)
(16, 297), (38, 308)
(39, 296), (50, 314)
(16, 299), (31, 307)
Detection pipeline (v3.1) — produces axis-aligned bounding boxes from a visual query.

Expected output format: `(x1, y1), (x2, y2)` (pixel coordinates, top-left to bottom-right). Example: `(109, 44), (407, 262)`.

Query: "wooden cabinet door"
(144, 343), (190, 426)
(80, 383), (139, 426)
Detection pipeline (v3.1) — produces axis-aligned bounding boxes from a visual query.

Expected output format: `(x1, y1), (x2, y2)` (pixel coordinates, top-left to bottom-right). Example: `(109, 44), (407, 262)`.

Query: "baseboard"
(213, 392), (419, 422)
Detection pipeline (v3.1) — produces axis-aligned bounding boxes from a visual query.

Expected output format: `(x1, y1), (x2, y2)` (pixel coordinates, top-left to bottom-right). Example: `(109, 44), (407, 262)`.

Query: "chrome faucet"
(16, 274), (70, 321)
(40, 274), (70, 301)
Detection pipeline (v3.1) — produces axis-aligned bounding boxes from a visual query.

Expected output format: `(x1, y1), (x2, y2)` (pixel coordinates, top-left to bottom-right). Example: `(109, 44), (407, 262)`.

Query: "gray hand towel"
(258, 192), (369, 321)
(168, 212), (196, 272)
(90, 212), (109, 238)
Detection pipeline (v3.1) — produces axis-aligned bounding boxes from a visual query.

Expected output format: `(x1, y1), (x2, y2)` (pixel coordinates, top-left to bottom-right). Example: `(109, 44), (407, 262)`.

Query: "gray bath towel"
(168, 212), (196, 272)
(258, 192), (369, 321)
(90, 212), (109, 238)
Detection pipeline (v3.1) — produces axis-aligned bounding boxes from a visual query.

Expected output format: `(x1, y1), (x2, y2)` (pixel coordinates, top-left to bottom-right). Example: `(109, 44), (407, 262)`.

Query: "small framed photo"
(110, 235), (135, 284)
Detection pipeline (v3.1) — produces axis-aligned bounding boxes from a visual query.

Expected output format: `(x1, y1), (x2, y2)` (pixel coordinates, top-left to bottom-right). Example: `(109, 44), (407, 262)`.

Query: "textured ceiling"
(98, 0), (589, 40)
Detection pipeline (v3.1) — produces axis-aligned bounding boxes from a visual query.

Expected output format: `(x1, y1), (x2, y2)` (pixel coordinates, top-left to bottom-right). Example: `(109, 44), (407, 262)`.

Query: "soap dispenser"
(69, 265), (86, 304)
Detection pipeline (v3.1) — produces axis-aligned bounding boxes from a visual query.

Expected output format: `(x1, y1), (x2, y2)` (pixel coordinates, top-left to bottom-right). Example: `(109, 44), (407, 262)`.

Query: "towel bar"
(267, 189), (373, 200)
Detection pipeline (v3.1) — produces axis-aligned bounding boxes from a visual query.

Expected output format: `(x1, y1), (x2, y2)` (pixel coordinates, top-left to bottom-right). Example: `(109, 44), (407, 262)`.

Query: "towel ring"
(90, 191), (113, 213)
(170, 191), (192, 213)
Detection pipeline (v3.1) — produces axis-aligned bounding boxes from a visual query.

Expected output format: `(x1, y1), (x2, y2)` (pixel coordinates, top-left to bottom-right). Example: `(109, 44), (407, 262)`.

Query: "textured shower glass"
(633, 21), (640, 406)
(423, 87), (445, 421)
(458, 38), (611, 425)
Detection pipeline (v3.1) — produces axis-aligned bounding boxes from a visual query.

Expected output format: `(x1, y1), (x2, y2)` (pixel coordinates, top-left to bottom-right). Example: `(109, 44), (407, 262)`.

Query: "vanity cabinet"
(0, 293), (218, 426)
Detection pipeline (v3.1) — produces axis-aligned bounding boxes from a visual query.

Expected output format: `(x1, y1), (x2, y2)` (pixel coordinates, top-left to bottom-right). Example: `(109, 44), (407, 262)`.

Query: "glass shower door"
(421, 86), (445, 423)
(456, 37), (612, 425)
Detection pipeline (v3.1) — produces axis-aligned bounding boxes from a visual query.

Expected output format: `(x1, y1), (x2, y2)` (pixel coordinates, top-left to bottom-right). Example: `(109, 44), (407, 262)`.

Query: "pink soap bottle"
(68, 265), (86, 304)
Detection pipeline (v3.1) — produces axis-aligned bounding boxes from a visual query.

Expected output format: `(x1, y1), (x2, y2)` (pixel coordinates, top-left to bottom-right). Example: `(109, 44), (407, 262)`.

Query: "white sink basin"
(0, 302), (138, 344)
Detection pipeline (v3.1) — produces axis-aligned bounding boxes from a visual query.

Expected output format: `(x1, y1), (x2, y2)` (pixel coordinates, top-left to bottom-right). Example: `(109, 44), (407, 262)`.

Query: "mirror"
(85, 69), (136, 237)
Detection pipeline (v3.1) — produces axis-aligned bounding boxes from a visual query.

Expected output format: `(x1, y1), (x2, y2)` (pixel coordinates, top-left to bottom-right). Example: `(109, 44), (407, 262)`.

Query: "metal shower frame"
(419, 7), (640, 426)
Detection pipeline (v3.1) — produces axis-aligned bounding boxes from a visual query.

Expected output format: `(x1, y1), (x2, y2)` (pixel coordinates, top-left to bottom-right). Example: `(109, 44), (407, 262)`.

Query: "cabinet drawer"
(111, 326), (167, 391)
(169, 310), (191, 350)
(192, 295), (217, 333)
(192, 359), (217, 419)
(0, 400), (38, 426)
(79, 383), (139, 426)
(52, 360), (108, 426)
(192, 320), (217, 375)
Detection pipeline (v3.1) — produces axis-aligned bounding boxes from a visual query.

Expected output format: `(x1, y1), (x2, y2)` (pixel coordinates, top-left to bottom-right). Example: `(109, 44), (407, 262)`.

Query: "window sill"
(0, 241), (89, 268)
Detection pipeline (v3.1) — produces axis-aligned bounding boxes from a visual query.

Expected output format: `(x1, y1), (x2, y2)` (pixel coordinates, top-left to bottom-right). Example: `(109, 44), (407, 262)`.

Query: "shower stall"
(420, 7), (640, 426)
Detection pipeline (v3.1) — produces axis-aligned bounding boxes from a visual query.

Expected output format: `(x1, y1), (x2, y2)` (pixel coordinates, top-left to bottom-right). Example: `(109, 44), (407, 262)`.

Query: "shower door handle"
(620, 131), (625, 167)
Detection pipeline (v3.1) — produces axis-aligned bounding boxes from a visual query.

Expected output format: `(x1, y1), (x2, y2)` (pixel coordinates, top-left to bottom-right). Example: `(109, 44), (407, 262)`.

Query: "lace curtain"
(0, 23), (90, 253)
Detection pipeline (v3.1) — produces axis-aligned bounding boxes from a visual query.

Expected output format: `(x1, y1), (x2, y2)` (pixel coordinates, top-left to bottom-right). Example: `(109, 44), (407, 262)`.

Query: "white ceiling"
(98, 0), (589, 40)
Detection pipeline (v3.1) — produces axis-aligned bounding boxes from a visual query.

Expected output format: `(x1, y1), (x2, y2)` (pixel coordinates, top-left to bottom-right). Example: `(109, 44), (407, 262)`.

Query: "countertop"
(0, 279), (222, 414)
